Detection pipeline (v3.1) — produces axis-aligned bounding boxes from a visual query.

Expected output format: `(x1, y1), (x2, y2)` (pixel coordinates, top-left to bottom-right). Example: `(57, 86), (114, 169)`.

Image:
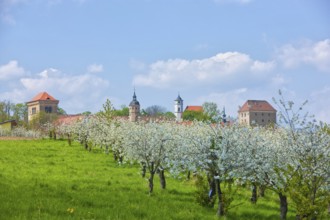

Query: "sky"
(0, 0), (329, 122)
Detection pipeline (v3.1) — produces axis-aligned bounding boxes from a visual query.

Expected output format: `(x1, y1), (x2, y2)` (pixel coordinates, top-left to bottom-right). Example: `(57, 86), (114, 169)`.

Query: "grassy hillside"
(0, 139), (297, 219)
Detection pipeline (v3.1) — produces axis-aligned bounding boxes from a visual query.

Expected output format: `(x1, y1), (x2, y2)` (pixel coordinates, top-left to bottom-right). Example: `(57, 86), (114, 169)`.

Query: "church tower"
(222, 107), (227, 124)
(174, 94), (183, 122)
(129, 91), (140, 122)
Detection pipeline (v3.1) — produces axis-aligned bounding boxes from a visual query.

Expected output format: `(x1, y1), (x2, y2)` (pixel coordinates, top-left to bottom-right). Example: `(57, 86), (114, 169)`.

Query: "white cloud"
(87, 64), (104, 73)
(133, 52), (273, 89)
(277, 39), (330, 73)
(0, 60), (25, 80)
(1, 66), (110, 114)
(250, 60), (275, 72)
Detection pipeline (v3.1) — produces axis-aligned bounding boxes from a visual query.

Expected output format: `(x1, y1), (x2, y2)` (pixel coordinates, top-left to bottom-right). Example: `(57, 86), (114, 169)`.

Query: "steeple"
(129, 90), (140, 122)
(222, 107), (227, 124)
(174, 93), (183, 122)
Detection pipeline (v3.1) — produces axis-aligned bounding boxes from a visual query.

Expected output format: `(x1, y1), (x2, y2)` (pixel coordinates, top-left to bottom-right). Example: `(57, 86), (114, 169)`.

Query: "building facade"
(129, 91), (140, 122)
(0, 120), (17, 132)
(238, 100), (276, 126)
(26, 92), (59, 122)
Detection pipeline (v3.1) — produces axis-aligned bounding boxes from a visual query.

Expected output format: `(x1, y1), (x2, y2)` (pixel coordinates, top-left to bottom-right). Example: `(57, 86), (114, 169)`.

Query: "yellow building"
(0, 120), (17, 132)
(26, 92), (59, 122)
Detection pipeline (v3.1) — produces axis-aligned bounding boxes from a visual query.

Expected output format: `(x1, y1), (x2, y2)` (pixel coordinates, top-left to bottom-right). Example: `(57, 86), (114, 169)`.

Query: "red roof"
(30, 92), (58, 102)
(185, 106), (203, 112)
(239, 100), (276, 112)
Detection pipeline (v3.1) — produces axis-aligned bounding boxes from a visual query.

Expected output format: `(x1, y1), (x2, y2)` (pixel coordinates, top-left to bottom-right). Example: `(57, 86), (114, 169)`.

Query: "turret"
(174, 94), (183, 122)
(129, 91), (140, 122)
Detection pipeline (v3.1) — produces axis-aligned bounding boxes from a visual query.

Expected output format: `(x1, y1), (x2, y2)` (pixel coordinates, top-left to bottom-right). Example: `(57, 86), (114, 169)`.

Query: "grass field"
(0, 139), (299, 219)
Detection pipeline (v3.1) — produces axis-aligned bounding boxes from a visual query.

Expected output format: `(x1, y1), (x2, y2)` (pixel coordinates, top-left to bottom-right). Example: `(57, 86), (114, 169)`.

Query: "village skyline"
(0, 0), (329, 122)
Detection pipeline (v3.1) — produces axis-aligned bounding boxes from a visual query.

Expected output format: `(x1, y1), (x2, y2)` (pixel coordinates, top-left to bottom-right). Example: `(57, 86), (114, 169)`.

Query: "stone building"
(26, 92), (59, 122)
(238, 100), (276, 126)
(129, 91), (140, 122)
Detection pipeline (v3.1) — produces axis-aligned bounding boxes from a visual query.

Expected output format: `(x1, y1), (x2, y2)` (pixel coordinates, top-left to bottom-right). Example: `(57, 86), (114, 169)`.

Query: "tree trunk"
(279, 193), (288, 220)
(67, 134), (72, 146)
(148, 162), (155, 193)
(141, 162), (146, 178)
(251, 183), (257, 204)
(159, 168), (166, 189)
(149, 172), (155, 193)
(259, 185), (266, 197)
(207, 174), (216, 199)
(187, 171), (191, 180)
(84, 142), (89, 150)
(215, 177), (225, 216)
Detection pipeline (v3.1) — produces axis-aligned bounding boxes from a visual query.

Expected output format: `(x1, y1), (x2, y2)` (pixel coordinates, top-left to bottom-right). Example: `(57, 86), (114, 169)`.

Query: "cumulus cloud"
(277, 39), (330, 72)
(87, 64), (104, 73)
(0, 60), (25, 80)
(1, 65), (110, 114)
(250, 60), (275, 72)
(133, 52), (274, 89)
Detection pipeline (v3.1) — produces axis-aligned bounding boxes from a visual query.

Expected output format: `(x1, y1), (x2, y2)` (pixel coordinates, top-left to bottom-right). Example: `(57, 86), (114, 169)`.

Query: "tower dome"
(129, 91), (140, 122)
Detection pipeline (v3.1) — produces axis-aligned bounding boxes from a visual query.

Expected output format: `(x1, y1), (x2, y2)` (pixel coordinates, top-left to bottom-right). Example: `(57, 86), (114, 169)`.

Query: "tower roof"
(129, 91), (140, 106)
(28, 92), (58, 102)
(174, 94), (183, 102)
(185, 106), (203, 112)
(238, 100), (276, 112)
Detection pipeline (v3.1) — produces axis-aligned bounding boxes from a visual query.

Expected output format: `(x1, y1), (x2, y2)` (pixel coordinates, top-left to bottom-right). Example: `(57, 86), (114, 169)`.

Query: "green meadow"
(0, 139), (299, 220)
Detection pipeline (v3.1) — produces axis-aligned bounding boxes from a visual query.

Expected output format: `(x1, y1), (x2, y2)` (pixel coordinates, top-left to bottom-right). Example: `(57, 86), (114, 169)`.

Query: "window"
(262, 119), (264, 122)
(261, 113), (264, 116)
(268, 113), (270, 116)
(32, 107), (36, 115)
(178, 107), (180, 112)
(45, 106), (52, 113)
(255, 113), (257, 116)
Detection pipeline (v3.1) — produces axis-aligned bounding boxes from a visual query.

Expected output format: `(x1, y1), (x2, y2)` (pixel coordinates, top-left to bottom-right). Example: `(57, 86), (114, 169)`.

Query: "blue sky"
(0, 0), (329, 122)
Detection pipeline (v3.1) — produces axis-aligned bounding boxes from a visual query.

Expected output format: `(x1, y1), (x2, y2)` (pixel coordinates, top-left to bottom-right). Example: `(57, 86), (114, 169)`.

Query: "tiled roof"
(30, 92), (58, 102)
(0, 120), (17, 125)
(185, 106), (203, 112)
(239, 100), (276, 112)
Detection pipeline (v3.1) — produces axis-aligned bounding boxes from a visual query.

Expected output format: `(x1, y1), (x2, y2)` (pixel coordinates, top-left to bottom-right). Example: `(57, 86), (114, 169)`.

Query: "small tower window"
(32, 107), (36, 115)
